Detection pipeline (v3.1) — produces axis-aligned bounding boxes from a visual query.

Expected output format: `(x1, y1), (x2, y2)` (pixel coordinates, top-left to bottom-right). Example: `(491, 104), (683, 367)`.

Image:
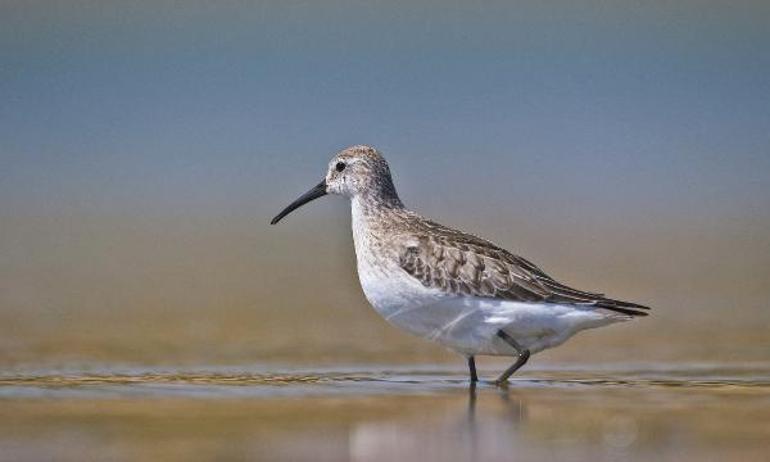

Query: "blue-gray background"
(2, 1), (768, 366)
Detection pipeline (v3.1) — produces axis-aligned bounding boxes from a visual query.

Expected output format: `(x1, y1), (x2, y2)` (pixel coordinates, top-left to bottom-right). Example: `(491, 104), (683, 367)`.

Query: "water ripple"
(0, 363), (768, 399)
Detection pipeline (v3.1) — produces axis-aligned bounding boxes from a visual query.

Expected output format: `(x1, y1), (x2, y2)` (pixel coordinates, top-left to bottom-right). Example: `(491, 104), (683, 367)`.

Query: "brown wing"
(398, 224), (649, 317)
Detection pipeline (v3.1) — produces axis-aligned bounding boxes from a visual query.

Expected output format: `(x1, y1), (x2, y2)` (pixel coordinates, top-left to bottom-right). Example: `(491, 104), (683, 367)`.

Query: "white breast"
(350, 199), (449, 322)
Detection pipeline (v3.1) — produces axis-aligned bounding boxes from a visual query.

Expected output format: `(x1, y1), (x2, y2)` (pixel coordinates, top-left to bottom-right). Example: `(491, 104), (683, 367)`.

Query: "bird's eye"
(335, 162), (346, 172)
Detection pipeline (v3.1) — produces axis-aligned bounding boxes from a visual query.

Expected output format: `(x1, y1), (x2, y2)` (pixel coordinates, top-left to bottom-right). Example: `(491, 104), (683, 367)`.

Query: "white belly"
(384, 297), (624, 355)
(356, 257), (623, 357)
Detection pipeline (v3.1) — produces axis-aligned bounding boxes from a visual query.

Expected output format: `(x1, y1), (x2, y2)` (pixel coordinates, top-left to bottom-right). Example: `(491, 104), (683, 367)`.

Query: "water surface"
(1, 362), (768, 461)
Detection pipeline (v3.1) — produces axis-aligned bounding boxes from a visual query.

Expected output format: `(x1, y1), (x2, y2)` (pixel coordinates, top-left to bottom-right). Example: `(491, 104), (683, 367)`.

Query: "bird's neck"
(350, 188), (406, 228)
(350, 192), (408, 259)
(359, 173), (404, 210)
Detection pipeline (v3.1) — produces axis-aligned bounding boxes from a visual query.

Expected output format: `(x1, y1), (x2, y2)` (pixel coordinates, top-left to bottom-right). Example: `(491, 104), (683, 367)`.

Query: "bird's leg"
(495, 330), (530, 384)
(467, 356), (478, 383)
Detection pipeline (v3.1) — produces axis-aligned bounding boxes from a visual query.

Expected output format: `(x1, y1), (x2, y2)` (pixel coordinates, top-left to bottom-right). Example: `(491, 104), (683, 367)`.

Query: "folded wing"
(397, 223), (649, 317)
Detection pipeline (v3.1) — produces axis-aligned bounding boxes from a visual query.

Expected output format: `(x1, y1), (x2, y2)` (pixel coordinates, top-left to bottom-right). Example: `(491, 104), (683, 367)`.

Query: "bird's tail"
(594, 298), (651, 317)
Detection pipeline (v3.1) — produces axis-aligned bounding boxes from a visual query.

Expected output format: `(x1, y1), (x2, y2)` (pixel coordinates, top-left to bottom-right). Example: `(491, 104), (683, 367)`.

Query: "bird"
(270, 145), (649, 384)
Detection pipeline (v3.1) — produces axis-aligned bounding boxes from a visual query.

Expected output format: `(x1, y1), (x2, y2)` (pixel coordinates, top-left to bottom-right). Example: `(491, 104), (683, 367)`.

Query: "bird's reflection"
(468, 382), (477, 417)
(467, 381), (527, 423)
(464, 383), (528, 461)
(349, 383), (528, 461)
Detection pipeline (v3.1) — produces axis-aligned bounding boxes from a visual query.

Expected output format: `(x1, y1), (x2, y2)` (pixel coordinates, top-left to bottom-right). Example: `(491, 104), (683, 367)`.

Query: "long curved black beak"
(270, 179), (328, 225)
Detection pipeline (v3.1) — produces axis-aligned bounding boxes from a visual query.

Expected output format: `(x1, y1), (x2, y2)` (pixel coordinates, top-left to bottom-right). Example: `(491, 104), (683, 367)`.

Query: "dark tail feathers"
(594, 299), (651, 317)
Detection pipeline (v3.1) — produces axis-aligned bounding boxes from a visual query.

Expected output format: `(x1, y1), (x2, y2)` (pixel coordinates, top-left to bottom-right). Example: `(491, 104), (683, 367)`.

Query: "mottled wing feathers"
(397, 222), (649, 317)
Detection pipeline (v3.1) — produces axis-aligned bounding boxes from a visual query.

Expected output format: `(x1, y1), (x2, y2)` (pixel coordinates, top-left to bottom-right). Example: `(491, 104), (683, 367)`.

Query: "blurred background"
(1, 0), (769, 369)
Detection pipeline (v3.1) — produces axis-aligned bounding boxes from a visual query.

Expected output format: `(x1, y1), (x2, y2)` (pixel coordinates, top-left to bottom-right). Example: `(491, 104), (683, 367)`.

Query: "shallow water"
(1, 363), (768, 461)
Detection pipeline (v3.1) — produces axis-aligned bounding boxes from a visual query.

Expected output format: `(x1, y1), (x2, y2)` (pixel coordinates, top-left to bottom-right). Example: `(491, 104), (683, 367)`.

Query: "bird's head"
(270, 145), (401, 225)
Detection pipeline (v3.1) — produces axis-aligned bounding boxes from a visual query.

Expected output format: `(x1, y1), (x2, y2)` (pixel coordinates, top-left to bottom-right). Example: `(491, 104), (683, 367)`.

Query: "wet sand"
(1, 362), (768, 461)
